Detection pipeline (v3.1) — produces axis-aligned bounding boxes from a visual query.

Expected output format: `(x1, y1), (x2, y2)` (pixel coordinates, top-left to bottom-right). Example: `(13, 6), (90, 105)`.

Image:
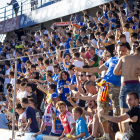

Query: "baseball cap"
(50, 93), (59, 99)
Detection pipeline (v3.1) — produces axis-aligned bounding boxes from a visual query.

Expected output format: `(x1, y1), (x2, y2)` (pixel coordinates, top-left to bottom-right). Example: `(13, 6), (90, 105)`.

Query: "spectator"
(7, 0), (19, 17)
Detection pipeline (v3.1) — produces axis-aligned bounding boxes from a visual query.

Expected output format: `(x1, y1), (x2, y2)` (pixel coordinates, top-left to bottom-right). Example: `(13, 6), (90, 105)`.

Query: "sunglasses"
(86, 75), (94, 77)
(79, 74), (85, 77)
(133, 45), (138, 47)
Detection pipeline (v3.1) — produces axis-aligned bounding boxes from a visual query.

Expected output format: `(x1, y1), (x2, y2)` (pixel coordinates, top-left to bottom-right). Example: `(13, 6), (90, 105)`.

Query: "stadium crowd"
(0, 0), (140, 140)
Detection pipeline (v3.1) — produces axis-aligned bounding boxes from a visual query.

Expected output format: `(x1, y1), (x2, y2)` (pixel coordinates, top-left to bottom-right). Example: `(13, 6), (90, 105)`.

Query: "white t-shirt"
(59, 42), (66, 48)
(10, 78), (15, 86)
(73, 60), (84, 68)
(123, 31), (130, 44)
(47, 65), (53, 72)
(18, 111), (26, 131)
(44, 30), (48, 35)
(17, 90), (28, 100)
(91, 39), (97, 45)
(4, 68), (11, 84)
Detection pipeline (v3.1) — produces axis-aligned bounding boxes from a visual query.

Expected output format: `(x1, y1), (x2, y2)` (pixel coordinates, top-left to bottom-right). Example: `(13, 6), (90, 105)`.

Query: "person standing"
(21, 97), (39, 133)
(114, 46), (140, 133)
(7, 0), (19, 17)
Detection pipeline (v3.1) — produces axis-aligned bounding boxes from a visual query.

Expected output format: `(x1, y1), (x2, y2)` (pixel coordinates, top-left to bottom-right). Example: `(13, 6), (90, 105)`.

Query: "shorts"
(97, 83), (120, 123)
(122, 133), (128, 140)
(14, 8), (19, 14)
(31, 0), (38, 5)
(119, 82), (140, 108)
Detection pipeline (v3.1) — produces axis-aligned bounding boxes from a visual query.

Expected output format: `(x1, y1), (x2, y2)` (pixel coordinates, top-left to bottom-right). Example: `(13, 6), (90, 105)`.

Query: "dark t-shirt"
(126, 106), (140, 140)
(35, 108), (42, 120)
(26, 106), (39, 133)
(90, 54), (98, 64)
(32, 72), (39, 79)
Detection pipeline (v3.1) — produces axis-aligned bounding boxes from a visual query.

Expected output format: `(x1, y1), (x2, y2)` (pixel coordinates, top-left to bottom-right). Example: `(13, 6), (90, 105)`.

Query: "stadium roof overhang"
(0, 0), (113, 34)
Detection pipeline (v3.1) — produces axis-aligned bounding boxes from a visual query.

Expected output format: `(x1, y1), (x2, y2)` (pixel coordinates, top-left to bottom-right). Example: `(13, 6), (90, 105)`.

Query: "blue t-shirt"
(57, 78), (71, 101)
(26, 107), (39, 133)
(70, 74), (76, 85)
(76, 117), (89, 140)
(0, 114), (9, 129)
(65, 38), (72, 53)
(52, 74), (59, 83)
(104, 57), (121, 86)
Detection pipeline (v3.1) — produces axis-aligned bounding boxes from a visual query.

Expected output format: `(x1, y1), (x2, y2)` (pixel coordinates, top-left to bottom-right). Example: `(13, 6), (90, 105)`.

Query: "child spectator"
(56, 101), (76, 140)
(20, 97), (39, 133)
(72, 106), (89, 140)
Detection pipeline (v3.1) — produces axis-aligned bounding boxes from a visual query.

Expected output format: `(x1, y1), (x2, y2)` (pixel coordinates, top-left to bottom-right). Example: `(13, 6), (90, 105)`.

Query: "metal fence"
(0, 0), (62, 21)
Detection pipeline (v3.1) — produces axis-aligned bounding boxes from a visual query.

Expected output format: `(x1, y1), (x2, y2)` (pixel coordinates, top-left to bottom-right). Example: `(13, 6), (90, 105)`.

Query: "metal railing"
(0, 0), (62, 22)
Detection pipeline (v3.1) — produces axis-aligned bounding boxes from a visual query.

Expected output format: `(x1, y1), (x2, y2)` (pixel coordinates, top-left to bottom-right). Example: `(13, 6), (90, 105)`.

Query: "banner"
(50, 21), (75, 30)
(0, 16), (20, 34)
(19, 0), (113, 29)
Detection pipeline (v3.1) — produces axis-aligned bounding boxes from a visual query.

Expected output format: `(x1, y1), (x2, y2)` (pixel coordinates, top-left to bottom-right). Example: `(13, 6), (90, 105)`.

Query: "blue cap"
(50, 93), (59, 99)
(104, 23), (109, 27)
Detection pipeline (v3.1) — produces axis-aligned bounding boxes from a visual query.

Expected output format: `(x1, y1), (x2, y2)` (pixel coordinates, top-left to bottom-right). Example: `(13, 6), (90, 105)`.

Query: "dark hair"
(56, 37), (60, 42)
(37, 57), (43, 62)
(67, 64), (75, 71)
(20, 82), (26, 87)
(123, 23), (129, 29)
(42, 27), (46, 30)
(90, 33), (95, 39)
(131, 33), (138, 39)
(26, 83), (33, 91)
(15, 103), (23, 109)
(133, 14), (139, 19)
(46, 70), (53, 77)
(49, 84), (56, 92)
(129, 19), (134, 24)
(74, 52), (80, 58)
(133, 41), (139, 45)
(6, 83), (12, 89)
(31, 64), (36, 69)
(99, 27), (104, 32)
(84, 14), (89, 18)
(53, 64), (59, 69)
(9, 71), (14, 77)
(100, 32), (106, 37)
(37, 41), (41, 45)
(52, 41), (57, 46)
(80, 28), (86, 33)
(50, 46), (55, 51)
(28, 98), (36, 107)
(21, 78), (28, 83)
(58, 70), (69, 80)
(66, 33), (71, 38)
(17, 79), (21, 84)
(108, 35), (115, 40)
(21, 97), (28, 104)
(43, 58), (50, 65)
(72, 106), (83, 115)
(118, 43), (127, 48)
(127, 92), (139, 100)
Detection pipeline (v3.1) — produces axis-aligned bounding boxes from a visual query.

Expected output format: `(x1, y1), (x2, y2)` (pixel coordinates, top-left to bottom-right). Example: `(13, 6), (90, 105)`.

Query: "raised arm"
(74, 64), (108, 73)
(99, 109), (129, 123)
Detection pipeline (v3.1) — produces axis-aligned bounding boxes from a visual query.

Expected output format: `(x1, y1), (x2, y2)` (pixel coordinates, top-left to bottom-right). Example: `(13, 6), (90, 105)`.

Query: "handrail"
(0, 0), (61, 22)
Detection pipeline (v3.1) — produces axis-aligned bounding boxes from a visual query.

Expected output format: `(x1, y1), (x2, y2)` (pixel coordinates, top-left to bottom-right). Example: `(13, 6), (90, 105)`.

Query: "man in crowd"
(114, 46), (140, 132)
